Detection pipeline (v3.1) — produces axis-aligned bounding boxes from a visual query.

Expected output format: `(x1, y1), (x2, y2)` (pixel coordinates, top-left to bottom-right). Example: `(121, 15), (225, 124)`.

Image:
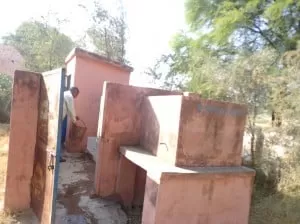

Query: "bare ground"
(0, 123), (128, 224)
(56, 151), (128, 224)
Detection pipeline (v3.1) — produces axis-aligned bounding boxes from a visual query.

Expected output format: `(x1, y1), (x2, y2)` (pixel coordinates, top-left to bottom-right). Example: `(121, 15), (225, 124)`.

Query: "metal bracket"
(47, 149), (56, 171)
(46, 149), (57, 157)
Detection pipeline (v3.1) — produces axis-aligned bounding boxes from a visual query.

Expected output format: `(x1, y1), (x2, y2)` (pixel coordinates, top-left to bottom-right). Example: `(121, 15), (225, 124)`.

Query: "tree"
(229, 49), (277, 166)
(146, 33), (233, 98)
(145, 54), (188, 91)
(3, 18), (74, 72)
(86, 1), (129, 63)
(185, 0), (300, 52)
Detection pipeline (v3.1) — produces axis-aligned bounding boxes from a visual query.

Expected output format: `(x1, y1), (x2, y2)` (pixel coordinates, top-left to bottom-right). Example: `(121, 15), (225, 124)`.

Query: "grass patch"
(249, 126), (300, 224)
(0, 123), (15, 224)
(250, 169), (300, 224)
(0, 124), (9, 195)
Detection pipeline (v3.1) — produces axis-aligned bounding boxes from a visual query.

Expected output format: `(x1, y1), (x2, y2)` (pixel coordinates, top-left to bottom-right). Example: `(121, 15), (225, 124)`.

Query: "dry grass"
(250, 164), (300, 224)
(0, 123), (15, 224)
(0, 124), (9, 188)
(249, 119), (300, 224)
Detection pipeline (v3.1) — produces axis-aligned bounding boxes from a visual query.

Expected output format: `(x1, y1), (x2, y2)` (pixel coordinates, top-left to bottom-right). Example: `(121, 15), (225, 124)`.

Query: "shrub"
(0, 73), (13, 123)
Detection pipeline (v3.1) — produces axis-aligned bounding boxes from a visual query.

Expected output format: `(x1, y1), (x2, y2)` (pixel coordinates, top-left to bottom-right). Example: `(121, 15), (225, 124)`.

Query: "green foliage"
(87, 1), (128, 63)
(2, 21), (74, 72)
(185, 0), (300, 52)
(145, 54), (188, 90)
(0, 74), (12, 123)
(147, 1), (300, 223)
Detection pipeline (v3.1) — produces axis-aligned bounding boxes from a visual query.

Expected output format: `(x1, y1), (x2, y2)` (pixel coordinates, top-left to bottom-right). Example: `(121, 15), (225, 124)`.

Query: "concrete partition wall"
(177, 97), (247, 166)
(4, 71), (40, 211)
(140, 96), (182, 165)
(140, 95), (247, 167)
(94, 82), (180, 197)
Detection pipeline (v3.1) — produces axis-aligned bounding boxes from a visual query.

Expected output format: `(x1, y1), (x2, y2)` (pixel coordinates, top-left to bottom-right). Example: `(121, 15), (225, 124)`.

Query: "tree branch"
(244, 25), (277, 49)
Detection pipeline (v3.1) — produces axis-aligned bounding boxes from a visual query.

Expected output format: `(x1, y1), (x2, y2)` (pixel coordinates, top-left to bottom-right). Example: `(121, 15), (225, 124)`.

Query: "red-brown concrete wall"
(176, 97), (247, 166)
(143, 172), (254, 224)
(98, 83), (181, 144)
(142, 177), (159, 224)
(140, 96), (182, 164)
(133, 167), (147, 206)
(66, 56), (131, 151)
(95, 83), (180, 196)
(4, 71), (40, 211)
(140, 95), (247, 167)
(116, 155), (137, 206)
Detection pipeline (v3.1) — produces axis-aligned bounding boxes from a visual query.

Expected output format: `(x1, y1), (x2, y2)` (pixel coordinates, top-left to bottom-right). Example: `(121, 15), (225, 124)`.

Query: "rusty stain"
(208, 180), (214, 201)
(31, 162), (45, 199)
(201, 179), (215, 201)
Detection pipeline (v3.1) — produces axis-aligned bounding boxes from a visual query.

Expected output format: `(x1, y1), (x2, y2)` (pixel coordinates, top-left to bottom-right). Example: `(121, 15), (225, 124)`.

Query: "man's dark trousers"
(60, 116), (68, 162)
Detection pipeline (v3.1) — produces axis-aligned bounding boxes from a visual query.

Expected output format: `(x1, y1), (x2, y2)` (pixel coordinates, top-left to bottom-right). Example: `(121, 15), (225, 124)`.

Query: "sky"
(0, 0), (186, 87)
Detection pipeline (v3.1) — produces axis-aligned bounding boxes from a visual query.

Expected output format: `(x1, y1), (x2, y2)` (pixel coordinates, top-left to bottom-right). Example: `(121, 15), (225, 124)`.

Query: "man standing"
(60, 86), (80, 162)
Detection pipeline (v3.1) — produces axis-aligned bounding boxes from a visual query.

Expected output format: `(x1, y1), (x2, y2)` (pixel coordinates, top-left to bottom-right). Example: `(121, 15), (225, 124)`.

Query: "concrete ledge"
(119, 146), (255, 183)
(119, 146), (255, 224)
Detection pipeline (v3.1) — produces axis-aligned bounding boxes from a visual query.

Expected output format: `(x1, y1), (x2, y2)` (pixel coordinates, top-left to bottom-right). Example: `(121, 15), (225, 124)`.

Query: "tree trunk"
(250, 129), (256, 167)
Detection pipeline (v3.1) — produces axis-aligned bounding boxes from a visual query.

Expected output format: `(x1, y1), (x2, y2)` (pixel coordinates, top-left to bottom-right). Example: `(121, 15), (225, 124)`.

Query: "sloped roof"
(0, 45), (25, 76)
(65, 47), (134, 73)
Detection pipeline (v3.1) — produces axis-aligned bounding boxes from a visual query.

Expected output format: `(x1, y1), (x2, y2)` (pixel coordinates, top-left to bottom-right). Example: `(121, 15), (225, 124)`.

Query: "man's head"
(70, 87), (80, 98)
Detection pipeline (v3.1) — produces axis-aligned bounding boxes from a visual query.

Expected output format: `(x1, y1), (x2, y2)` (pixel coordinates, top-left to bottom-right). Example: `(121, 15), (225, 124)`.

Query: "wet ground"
(1, 151), (142, 224)
(55, 152), (128, 224)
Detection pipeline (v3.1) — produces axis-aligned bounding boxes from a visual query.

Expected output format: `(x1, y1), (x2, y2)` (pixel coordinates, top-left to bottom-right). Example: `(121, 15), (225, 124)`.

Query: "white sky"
(0, 0), (186, 87)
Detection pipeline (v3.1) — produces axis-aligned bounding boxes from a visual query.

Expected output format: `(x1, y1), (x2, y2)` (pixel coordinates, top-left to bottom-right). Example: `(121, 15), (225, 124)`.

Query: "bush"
(249, 122), (300, 224)
(0, 73), (13, 123)
(250, 149), (300, 224)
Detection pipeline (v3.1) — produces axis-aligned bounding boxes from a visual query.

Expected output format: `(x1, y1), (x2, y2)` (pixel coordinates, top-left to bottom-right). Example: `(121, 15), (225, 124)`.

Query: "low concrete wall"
(144, 172), (254, 224)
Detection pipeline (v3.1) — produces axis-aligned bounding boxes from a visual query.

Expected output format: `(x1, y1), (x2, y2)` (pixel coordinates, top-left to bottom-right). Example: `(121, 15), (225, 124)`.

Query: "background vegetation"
(146, 1), (300, 223)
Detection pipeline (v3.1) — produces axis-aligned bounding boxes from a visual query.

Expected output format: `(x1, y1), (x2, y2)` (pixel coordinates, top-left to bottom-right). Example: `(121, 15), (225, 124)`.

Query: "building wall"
(67, 56), (131, 150)
(0, 45), (25, 76)
(65, 55), (77, 88)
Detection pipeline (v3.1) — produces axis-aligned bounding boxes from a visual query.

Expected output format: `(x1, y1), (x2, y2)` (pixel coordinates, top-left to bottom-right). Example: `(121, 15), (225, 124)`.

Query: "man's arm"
(65, 95), (77, 122)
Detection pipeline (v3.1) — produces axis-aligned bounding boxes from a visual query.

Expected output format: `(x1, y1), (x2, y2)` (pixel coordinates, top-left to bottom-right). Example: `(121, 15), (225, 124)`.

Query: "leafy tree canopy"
(185, 0), (300, 52)
(3, 21), (74, 72)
